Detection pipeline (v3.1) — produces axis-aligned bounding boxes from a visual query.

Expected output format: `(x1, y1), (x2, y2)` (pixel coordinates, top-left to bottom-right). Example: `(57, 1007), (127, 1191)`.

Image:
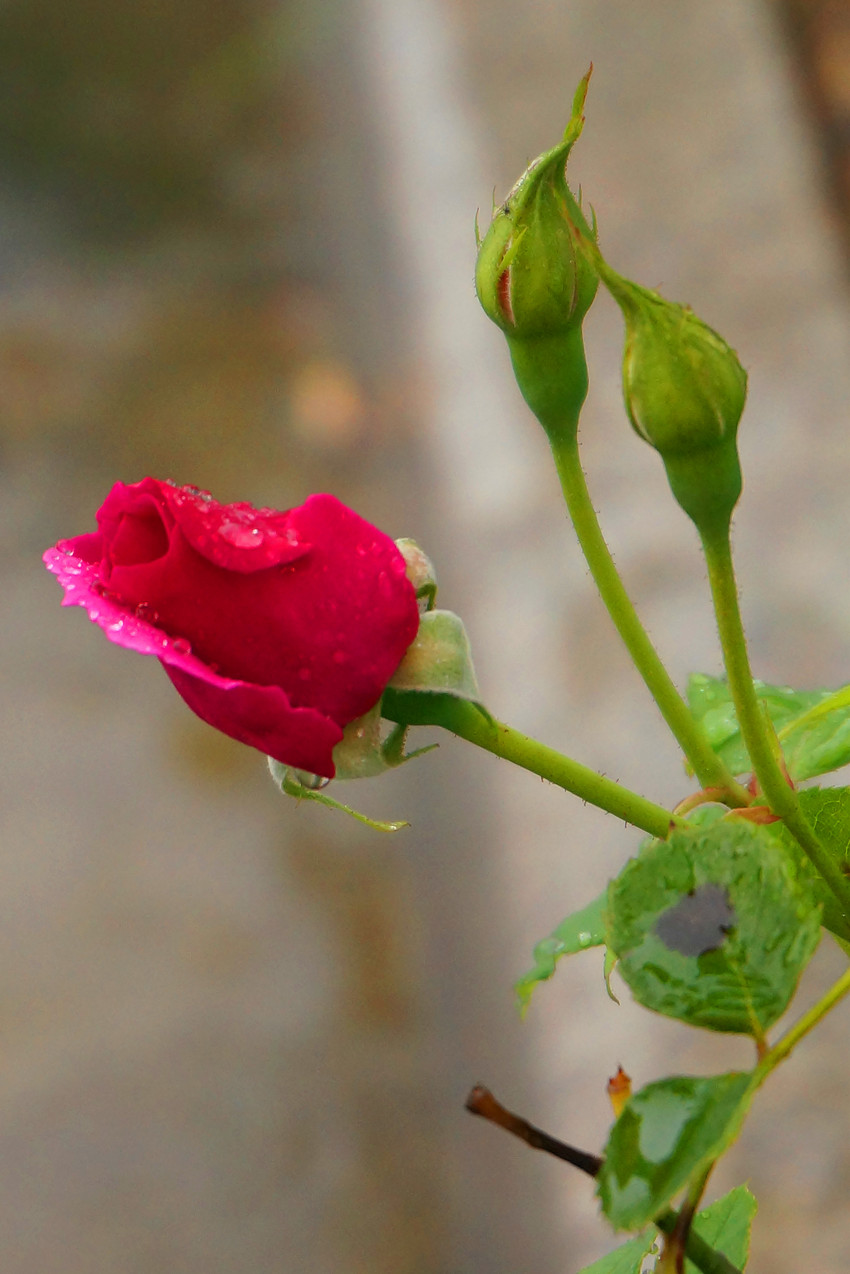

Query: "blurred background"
(5, 0), (850, 1270)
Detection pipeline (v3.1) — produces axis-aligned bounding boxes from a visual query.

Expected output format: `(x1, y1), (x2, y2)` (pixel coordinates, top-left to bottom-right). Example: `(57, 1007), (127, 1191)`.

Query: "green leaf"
(515, 891), (607, 1011)
(606, 820), (821, 1035)
(685, 1185), (757, 1274)
(778, 684), (850, 781)
(767, 786), (850, 939)
(687, 673), (850, 782)
(597, 1073), (754, 1231)
(575, 1231), (656, 1274)
(687, 673), (827, 778)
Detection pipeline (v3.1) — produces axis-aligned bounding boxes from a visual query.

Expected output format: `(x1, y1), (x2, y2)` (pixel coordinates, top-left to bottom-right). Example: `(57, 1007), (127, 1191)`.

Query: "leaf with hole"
(597, 1073), (755, 1231)
(766, 786), (850, 940)
(606, 820), (820, 1035)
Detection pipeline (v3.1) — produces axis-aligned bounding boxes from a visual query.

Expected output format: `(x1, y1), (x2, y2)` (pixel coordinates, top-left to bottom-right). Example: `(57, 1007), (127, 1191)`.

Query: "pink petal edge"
(43, 543), (342, 775)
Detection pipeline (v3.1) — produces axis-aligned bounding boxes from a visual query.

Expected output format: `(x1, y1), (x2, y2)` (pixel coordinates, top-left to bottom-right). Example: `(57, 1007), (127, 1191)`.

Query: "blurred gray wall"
(3, 1), (850, 1271)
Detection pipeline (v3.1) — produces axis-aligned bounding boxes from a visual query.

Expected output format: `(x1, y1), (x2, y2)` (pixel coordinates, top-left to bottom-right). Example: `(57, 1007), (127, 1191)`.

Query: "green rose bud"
(571, 225), (747, 536)
(474, 69), (599, 441)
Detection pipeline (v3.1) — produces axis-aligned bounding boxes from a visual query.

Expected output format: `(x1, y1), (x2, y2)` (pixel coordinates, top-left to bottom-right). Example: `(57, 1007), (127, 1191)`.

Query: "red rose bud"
(585, 246), (747, 537)
(474, 68), (599, 440)
(44, 479), (420, 778)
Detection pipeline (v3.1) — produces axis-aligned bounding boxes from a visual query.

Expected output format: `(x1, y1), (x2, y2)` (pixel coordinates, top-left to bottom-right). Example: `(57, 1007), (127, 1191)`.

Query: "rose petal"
(44, 542), (214, 672)
(161, 482), (312, 574)
(163, 664), (343, 776)
(44, 540), (343, 773)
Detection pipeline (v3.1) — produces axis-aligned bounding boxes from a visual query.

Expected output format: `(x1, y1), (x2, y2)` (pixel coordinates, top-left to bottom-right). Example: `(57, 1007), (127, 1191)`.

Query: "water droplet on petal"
(107, 618), (125, 633)
(171, 637), (192, 655)
(58, 545), (74, 556)
(577, 931), (592, 948)
(219, 522), (264, 549)
(134, 601), (160, 624)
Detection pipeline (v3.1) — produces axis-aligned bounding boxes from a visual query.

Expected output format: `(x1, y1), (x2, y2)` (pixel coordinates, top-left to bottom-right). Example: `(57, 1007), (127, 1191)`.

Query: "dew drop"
(577, 931), (592, 948)
(107, 618), (125, 633)
(58, 545), (74, 556)
(171, 637), (192, 655)
(134, 601), (160, 624)
(219, 522), (264, 549)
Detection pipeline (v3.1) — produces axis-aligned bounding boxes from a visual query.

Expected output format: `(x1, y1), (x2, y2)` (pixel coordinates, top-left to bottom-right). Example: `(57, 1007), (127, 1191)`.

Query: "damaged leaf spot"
(654, 884), (735, 957)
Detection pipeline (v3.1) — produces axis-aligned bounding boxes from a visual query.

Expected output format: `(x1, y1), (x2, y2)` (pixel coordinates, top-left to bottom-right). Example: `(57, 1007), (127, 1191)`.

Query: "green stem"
(701, 529), (850, 927)
(382, 693), (682, 839)
(549, 437), (749, 807)
(660, 1164), (715, 1274)
(757, 963), (850, 1081)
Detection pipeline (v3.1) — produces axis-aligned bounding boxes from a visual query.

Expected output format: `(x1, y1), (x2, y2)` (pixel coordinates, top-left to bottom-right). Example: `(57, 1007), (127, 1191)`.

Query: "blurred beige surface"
(4, 1), (850, 1270)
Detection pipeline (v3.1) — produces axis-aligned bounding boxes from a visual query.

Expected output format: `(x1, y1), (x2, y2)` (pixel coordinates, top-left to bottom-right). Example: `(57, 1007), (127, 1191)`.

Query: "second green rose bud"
(592, 253), (747, 538)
